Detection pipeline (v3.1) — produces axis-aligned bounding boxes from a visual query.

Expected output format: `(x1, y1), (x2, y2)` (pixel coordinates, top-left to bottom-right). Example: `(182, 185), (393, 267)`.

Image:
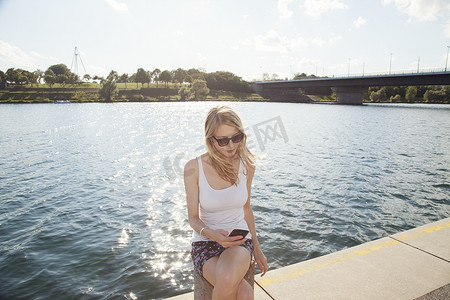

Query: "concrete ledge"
(167, 218), (450, 299)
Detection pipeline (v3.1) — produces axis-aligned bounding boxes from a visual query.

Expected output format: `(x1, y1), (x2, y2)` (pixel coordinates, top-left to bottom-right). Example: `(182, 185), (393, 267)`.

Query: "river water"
(0, 102), (449, 299)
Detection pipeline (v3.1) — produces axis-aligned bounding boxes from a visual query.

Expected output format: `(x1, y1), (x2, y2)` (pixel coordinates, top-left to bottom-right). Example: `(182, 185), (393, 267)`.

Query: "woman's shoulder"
(184, 157), (199, 183)
(184, 157), (198, 171)
(184, 153), (208, 174)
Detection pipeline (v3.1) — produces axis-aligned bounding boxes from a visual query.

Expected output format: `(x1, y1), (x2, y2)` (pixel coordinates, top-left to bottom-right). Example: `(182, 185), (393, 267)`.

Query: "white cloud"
(242, 14), (249, 20)
(278, 0), (294, 19)
(104, 0), (128, 12)
(310, 37), (325, 47)
(288, 57), (321, 73)
(302, 0), (348, 18)
(246, 30), (340, 54)
(382, 0), (443, 21)
(30, 51), (46, 59)
(353, 16), (367, 28)
(329, 35), (342, 44)
(0, 40), (38, 70)
(253, 30), (306, 54)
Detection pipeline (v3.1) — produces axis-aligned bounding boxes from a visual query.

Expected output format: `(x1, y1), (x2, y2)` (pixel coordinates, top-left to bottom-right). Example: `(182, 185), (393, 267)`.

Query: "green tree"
(99, 77), (117, 102)
(56, 74), (69, 87)
(83, 74), (92, 82)
(44, 69), (56, 88)
(47, 64), (70, 76)
(424, 88), (447, 103)
(184, 75), (193, 87)
(191, 79), (209, 100)
(205, 71), (251, 92)
(28, 71), (39, 87)
(6, 68), (25, 85)
(0, 70), (6, 88)
(128, 73), (138, 88)
(34, 69), (44, 87)
(18, 69), (32, 85)
(107, 70), (119, 82)
(405, 86), (417, 103)
(173, 68), (187, 87)
(46, 64), (76, 86)
(369, 88), (387, 102)
(119, 73), (128, 89)
(178, 86), (193, 101)
(384, 86), (396, 99)
(135, 68), (149, 87)
(187, 68), (205, 81)
(146, 70), (152, 87)
(390, 94), (401, 103)
(152, 68), (161, 87)
(205, 74), (217, 89)
(293, 72), (308, 79)
(68, 73), (80, 86)
(159, 70), (172, 88)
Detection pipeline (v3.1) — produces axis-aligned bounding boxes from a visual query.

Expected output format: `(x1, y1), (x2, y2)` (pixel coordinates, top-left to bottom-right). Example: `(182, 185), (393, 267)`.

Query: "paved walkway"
(167, 218), (450, 299)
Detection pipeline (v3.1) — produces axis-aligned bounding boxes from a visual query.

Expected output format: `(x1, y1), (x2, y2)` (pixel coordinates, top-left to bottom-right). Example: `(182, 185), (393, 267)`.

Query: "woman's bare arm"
(243, 164), (268, 276)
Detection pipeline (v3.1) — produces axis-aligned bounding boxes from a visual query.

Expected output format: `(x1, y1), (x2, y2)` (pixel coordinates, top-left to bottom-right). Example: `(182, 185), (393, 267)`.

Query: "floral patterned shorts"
(191, 239), (253, 277)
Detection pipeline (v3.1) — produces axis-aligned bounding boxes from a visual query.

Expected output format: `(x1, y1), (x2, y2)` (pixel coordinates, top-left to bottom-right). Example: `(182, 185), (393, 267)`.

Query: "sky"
(0, 0), (449, 81)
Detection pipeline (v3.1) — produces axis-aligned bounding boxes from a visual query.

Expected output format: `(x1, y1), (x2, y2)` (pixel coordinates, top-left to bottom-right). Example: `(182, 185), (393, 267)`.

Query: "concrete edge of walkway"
(166, 218), (450, 299)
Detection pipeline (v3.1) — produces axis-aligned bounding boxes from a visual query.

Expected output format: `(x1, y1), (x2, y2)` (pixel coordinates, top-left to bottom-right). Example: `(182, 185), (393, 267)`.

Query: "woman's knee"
(214, 271), (240, 290)
(218, 257), (248, 281)
(212, 247), (252, 295)
(237, 280), (254, 300)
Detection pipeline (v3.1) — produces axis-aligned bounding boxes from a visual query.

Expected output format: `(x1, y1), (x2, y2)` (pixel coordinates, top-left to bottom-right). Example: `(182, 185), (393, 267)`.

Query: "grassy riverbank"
(0, 83), (269, 103)
(1, 83), (448, 104)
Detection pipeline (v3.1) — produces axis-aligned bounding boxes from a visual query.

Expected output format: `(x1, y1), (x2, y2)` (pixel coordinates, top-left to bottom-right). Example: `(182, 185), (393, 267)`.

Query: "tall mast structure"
(70, 47), (87, 76)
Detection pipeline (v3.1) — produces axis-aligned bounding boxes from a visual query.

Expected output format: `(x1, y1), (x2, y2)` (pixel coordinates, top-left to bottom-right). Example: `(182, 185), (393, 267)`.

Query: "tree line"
(368, 85), (450, 104)
(1, 66), (448, 103)
(0, 64), (252, 93)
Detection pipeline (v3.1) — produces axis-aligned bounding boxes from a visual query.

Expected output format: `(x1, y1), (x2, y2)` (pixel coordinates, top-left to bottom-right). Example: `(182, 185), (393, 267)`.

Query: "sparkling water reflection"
(0, 102), (449, 299)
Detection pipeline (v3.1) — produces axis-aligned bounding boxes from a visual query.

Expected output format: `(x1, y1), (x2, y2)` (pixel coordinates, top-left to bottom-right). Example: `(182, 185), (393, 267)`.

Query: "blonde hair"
(204, 105), (256, 185)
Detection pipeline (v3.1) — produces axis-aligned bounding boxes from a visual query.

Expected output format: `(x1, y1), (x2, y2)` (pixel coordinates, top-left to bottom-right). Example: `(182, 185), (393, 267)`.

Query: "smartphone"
(228, 229), (249, 239)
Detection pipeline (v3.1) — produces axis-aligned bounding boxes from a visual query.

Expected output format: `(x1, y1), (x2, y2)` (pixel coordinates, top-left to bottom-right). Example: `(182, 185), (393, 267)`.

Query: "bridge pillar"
(332, 86), (367, 105)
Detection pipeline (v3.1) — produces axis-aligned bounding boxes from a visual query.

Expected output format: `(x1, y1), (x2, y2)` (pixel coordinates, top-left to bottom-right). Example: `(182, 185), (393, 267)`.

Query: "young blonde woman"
(184, 105), (268, 299)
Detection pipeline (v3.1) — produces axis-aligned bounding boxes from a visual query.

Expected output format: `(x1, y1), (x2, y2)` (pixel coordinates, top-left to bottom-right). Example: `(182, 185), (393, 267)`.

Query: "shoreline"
(1, 85), (449, 105)
(0, 99), (448, 105)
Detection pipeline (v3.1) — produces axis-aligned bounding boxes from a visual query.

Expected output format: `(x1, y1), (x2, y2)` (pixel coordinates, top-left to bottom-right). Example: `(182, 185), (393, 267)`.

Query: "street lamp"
(348, 58), (351, 77)
(445, 46), (450, 72)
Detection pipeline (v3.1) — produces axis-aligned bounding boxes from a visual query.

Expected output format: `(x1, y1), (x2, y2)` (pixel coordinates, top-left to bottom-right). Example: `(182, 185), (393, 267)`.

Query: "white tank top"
(192, 155), (251, 242)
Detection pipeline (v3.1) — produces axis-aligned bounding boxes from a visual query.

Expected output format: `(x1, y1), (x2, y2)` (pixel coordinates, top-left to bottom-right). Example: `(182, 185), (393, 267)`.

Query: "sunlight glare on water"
(0, 102), (449, 299)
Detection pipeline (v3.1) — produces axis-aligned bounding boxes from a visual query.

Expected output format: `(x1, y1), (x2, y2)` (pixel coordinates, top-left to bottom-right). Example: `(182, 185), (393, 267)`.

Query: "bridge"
(252, 71), (450, 105)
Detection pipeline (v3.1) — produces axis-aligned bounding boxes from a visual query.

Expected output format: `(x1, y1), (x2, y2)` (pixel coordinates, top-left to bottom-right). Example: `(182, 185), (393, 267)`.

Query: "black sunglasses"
(212, 132), (244, 147)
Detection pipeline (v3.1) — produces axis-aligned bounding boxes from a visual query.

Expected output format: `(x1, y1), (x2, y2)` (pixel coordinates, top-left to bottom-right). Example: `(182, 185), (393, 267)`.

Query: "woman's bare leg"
(203, 246), (253, 300)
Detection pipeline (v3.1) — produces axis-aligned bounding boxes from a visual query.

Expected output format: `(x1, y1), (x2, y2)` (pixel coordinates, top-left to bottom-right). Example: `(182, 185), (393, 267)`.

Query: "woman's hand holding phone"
(210, 229), (247, 248)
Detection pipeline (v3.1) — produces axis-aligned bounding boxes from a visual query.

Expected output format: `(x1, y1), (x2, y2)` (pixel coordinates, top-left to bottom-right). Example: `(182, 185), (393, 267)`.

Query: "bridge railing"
(255, 68), (449, 83)
(319, 68), (448, 80)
